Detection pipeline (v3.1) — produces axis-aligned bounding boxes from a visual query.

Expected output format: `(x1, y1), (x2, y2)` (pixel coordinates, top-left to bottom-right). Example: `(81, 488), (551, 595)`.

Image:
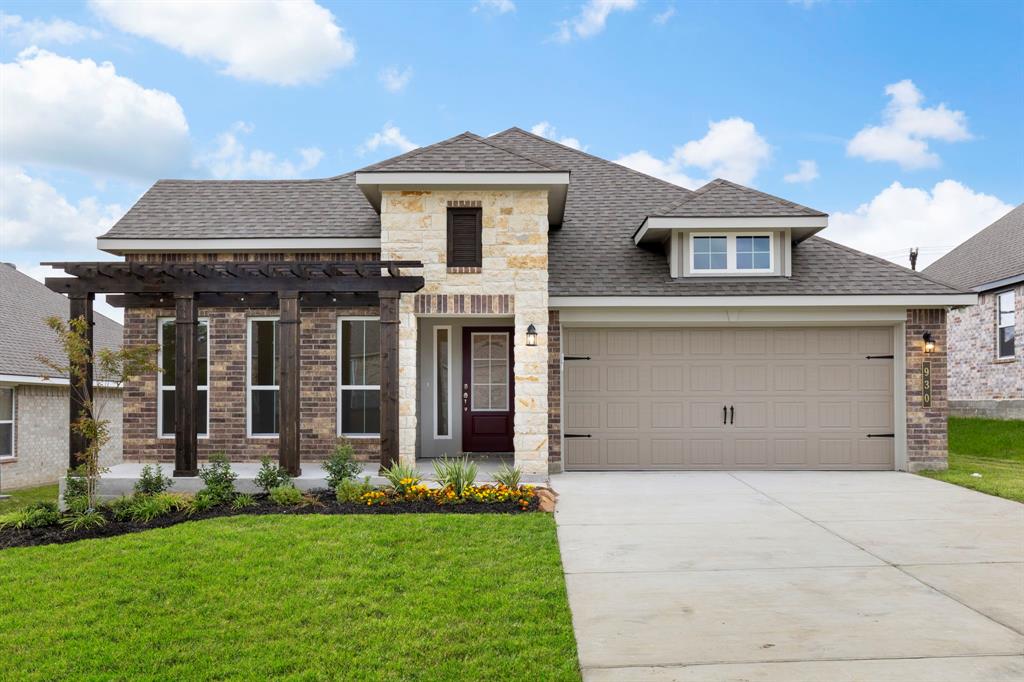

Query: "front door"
(461, 327), (514, 452)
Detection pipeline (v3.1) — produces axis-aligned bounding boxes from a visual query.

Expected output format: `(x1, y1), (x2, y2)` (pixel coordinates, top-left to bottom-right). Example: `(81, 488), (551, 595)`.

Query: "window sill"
(0, 456), (16, 464)
(994, 357), (1017, 364)
(339, 434), (381, 440)
(447, 266), (482, 274)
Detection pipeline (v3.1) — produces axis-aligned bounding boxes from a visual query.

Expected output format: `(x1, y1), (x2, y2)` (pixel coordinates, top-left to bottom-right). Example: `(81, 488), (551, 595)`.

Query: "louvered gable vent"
(447, 207), (482, 267)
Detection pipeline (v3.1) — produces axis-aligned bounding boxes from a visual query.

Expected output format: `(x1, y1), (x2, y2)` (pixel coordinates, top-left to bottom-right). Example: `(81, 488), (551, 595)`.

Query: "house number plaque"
(922, 361), (932, 407)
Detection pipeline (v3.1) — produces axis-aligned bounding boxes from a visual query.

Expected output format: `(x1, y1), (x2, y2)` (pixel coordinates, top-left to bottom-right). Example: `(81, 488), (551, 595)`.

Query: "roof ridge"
(711, 178), (826, 216)
(153, 173), (354, 185)
(467, 131), (562, 170)
(359, 130), (559, 173)
(489, 127), (696, 196)
(356, 131), (474, 172)
(923, 203), (1024, 276)
(652, 178), (723, 214)
(809, 235), (968, 293)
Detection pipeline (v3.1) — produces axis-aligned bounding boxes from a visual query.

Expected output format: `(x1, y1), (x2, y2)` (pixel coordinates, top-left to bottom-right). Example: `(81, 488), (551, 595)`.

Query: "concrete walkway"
(552, 471), (1024, 681)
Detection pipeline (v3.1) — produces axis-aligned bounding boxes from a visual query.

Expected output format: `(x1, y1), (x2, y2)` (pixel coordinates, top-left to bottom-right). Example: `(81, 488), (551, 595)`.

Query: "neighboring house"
(923, 204), (1024, 420)
(0, 263), (124, 489)
(48, 128), (973, 478)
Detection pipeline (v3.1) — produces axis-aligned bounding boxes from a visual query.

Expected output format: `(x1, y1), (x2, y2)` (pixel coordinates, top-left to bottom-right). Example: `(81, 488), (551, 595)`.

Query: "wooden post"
(173, 294), (199, 477)
(278, 291), (301, 476)
(378, 291), (400, 471)
(68, 293), (94, 470)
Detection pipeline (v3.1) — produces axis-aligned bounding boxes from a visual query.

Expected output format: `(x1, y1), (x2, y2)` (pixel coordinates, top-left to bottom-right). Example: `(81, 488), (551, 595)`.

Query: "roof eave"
(634, 215), (829, 245)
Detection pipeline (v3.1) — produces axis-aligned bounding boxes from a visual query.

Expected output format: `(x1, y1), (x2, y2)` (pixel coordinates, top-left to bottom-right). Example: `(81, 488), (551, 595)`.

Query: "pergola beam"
(45, 275), (424, 296)
(106, 292), (380, 309)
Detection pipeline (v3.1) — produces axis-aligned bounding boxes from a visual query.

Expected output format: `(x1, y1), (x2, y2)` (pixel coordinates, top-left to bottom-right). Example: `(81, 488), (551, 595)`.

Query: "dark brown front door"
(461, 327), (514, 452)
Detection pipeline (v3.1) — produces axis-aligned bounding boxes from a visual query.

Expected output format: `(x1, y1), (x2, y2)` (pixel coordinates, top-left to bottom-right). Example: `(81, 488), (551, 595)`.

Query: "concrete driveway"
(552, 472), (1024, 681)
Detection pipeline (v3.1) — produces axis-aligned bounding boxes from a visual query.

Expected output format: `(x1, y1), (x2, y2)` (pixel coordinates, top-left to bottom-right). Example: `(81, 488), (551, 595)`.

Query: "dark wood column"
(173, 294), (199, 477)
(278, 291), (301, 476)
(378, 290), (400, 471)
(68, 293), (94, 470)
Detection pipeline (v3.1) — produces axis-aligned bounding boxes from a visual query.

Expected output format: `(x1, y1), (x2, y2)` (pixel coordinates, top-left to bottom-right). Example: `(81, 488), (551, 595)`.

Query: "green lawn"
(0, 514), (580, 681)
(919, 417), (1024, 502)
(0, 483), (58, 513)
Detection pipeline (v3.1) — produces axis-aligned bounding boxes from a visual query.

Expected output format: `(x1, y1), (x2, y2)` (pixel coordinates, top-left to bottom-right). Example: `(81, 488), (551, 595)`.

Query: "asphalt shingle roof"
(923, 204), (1024, 291)
(485, 128), (960, 297)
(652, 178), (827, 218)
(358, 132), (561, 173)
(101, 173), (380, 239)
(0, 263), (123, 379)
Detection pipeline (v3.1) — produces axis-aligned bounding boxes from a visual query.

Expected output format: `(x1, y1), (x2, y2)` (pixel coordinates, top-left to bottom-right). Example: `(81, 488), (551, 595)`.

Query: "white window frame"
(0, 385), (15, 460)
(247, 316), (280, 438)
(996, 290), (1016, 360)
(157, 317), (210, 439)
(337, 316), (381, 439)
(434, 325), (453, 439)
(469, 331), (510, 413)
(689, 232), (775, 274)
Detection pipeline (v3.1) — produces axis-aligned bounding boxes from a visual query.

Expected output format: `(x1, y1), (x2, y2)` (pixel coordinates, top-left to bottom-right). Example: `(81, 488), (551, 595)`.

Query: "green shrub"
(106, 496), (136, 522)
(63, 472), (88, 509)
(323, 441), (363, 490)
(189, 491), (216, 514)
(0, 503), (61, 530)
(433, 457), (478, 496)
(493, 463), (523, 489)
(127, 493), (191, 524)
(254, 457), (292, 493)
(231, 493), (256, 510)
(60, 509), (107, 532)
(198, 454), (237, 505)
(134, 464), (173, 496)
(381, 461), (421, 492)
(335, 477), (375, 503)
(269, 485), (303, 506)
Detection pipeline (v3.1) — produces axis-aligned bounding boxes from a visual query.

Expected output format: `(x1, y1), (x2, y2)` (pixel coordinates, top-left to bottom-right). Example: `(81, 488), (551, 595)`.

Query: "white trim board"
(635, 215), (827, 245)
(557, 307), (910, 326)
(98, 237), (381, 255)
(0, 374), (120, 388)
(551, 294), (977, 308)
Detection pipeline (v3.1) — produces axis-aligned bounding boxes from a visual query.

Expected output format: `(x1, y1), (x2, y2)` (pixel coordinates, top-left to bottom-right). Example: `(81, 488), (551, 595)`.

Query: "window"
(338, 318), (380, 437)
(447, 207), (482, 267)
(158, 319), (209, 438)
(470, 332), (509, 412)
(690, 233), (774, 273)
(693, 236), (728, 271)
(248, 318), (280, 436)
(434, 326), (451, 438)
(0, 387), (13, 457)
(997, 290), (1016, 359)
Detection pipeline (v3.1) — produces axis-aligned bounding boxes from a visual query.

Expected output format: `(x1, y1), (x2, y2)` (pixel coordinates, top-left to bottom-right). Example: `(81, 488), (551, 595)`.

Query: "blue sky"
(2, 0), (1022, 321)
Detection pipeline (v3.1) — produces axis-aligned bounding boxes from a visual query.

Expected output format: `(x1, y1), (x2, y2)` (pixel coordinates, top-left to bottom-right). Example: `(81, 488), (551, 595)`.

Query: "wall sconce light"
(526, 323), (538, 347)
(922, 331), (935, 353)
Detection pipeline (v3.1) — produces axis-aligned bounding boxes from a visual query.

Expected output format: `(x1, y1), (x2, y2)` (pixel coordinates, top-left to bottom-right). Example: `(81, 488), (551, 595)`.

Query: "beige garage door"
(563, 327), (895, 470)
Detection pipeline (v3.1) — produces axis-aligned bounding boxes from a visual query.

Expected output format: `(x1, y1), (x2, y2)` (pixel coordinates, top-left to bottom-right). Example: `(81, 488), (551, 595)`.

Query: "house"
(923, 204), (1023, 420)
(43, 128), (974, 479)
(0, 263), (124, 489)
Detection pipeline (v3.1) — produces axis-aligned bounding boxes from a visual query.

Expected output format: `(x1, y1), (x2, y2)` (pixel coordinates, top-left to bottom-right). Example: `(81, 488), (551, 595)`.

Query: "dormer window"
(689, 232), (775, 274)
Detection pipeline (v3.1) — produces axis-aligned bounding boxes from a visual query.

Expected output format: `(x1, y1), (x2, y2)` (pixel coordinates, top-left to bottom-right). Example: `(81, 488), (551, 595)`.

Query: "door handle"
(730, 405), (734, 425)
(723, 405), (727, 425)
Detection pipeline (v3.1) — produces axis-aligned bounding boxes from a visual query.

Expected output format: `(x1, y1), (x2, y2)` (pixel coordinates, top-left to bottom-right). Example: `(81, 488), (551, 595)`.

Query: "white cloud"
(554, 0), (637, 42)
(617, 117), (771, 188)
(90, 0), (355, 86)
(784, 160), (819, 183)
(847, 80), (971, 169)
(530, 122), (586, 150)
(195, 122), (324, 180)
(653, 6), (676, 24)
(1, 13), (102, 44)
(379, 65), (413, 93)
(825, 180), (1011, 269)
(0, 166), (125, 250)
(0, 48), (190, 179)
(473, 0), (516, 14)
(359, 124), (419, 155)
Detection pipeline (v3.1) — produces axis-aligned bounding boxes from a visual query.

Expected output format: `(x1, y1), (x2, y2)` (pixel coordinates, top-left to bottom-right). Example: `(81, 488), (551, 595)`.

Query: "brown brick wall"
(123, 304), (381, 465)
(947, 285), (1023, 404)
(906, 309), (948, 471)
(547, 309), (561, 472)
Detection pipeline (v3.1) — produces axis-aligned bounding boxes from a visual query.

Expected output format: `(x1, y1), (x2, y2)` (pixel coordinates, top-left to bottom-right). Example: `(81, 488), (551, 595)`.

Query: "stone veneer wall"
(380, 190), (550, 475)
(906, 309), (949, 471)
(547, 310), (562, 473)
(946, 285), (1023, 418)
(1, 385), (121, 489)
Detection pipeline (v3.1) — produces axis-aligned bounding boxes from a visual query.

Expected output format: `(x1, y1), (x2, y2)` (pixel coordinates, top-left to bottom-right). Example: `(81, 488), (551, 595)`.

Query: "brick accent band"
(446, 200), (482, 208)
(413, 294), (514, 315)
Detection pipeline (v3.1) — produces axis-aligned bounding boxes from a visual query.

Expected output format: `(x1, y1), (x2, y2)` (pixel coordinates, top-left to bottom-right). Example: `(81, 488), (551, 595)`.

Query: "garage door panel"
(563, 327), (894, 471)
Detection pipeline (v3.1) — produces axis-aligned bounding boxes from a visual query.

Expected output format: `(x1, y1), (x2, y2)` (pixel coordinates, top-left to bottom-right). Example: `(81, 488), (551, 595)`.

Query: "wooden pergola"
(44, 260), (424, 477)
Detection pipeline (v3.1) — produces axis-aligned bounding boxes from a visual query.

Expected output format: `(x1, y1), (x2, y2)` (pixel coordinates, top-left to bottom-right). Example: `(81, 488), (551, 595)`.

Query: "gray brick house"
(0, 263), (124, 489)
(47, 128), (974, 478)
(924, 204), (1024, 420)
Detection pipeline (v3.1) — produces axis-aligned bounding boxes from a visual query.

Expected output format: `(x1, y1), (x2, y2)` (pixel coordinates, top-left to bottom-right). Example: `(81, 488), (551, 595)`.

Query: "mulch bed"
(0, 489), (541, 550)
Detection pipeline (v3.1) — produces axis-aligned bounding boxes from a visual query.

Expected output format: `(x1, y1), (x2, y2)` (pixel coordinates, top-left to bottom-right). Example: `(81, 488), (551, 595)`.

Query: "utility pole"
(909, 248), (919, 271)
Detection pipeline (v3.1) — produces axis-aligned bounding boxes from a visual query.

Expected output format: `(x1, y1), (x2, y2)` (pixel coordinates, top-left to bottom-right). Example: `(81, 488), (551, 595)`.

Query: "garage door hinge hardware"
(564, 355), (591, 361)
(865, 355), (895, 359)
(564, 433), (592, 438)
(867, 433), (895, 438)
